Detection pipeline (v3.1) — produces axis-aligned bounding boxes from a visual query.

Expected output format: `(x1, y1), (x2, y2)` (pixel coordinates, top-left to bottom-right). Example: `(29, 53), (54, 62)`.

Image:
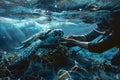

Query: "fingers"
(59, 35), (75, 42)
(59, 42), (67, 45)
(65, 35), (74, 39)
(59, 38), (68, 42)
(58, 38), (69, 46)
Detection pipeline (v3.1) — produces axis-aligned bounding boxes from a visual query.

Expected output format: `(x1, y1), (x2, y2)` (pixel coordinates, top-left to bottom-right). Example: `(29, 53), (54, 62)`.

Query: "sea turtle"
(16, 29), (62, 49)
(14, 29), (64, 64)
(0, 29), (64, 78)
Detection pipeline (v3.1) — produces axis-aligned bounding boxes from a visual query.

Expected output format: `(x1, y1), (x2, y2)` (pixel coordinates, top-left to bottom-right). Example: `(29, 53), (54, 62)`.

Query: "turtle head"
(45, 29), (64, 42)
(48, 29), (64, 39)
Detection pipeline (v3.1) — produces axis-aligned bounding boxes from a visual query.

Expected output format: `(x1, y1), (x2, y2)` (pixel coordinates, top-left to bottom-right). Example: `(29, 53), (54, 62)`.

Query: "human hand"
(65, 35), (77, 39)
(59, 38), (78, 47)
(65, 35), (86, 41)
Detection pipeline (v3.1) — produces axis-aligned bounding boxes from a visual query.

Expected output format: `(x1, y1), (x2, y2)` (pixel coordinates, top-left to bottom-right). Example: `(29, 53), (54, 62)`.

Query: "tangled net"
(0, 45), (120, 80)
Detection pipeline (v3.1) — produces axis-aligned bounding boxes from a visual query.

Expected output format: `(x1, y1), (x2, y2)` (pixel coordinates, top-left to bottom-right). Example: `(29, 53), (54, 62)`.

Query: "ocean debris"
(57, 60), (90, 80)
(0, 49), (7, 55)
(0, 43), (119, 80)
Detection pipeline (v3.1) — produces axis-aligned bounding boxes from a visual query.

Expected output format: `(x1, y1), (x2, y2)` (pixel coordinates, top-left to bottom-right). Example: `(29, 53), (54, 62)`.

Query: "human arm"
(60, 33), (119, 53)
(88, 33), (119, 53)
(59, 38), (89, 49)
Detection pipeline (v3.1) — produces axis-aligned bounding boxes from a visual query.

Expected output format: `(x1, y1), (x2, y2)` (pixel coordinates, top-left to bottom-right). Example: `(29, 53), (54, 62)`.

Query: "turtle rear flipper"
(15, 35), (41, 50)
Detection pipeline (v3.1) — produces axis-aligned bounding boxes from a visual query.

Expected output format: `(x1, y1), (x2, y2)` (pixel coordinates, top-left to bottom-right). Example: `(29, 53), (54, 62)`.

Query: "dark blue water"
(0, 0), (119, 80)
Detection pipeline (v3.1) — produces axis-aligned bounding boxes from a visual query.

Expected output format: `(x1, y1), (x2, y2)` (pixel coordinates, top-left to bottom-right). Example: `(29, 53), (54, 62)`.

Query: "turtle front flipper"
(22, 34), (38, 45)
(22, 30), (49, 46)
(22, 30), (50, 48)
(15, 37), (35, 50)
(15, 45), (25, 49)
(15, 36), (37, 50)
(15, 30), (51, 50)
